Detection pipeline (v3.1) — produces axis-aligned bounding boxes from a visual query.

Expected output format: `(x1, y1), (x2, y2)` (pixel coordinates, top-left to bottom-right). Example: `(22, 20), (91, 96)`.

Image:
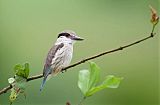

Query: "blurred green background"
(0, 0), (159, 105)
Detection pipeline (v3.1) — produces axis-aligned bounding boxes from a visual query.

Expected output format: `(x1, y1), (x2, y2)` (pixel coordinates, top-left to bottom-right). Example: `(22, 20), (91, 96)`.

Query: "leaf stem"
(78, 97), (86, 105)
(151, 24), (156, 34)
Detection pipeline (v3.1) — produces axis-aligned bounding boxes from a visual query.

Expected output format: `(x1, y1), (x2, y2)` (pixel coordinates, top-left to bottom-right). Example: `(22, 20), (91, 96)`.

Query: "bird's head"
(56, 30), (84, 44)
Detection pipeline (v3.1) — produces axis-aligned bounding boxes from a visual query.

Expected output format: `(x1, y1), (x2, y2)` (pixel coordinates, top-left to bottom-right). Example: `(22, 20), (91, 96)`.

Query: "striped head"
(56, 30), (84, 45)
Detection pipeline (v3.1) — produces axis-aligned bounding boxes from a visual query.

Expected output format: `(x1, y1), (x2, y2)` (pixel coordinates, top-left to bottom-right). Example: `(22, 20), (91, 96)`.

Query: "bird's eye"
(65, 34), (70, 37)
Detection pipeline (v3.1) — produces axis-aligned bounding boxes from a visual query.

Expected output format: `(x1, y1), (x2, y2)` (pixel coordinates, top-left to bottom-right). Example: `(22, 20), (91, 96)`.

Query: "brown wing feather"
(43, 43), (64, 76)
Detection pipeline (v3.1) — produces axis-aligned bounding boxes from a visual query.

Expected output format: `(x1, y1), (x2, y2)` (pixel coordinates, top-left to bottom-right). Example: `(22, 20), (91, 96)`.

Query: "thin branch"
(27, 74), (43, 81)
(78, 97), (86, 105)
(0, 31), (156, 95)
(61, 33), (155, 71)
(0, 85), (12, 95)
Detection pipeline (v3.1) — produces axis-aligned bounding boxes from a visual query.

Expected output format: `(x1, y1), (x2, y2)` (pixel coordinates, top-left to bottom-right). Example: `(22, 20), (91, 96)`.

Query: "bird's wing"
(40, 43), (64, 91)
(43, 43), (64, 77)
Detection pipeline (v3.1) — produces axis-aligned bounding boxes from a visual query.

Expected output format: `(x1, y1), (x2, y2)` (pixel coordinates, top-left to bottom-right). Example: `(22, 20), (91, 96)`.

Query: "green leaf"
(14, 64), (25, 77)
(78, 70), (90, 95)
(102, 75), (123, 88)
(24, 63), (29, 78)
(88, 62), (100, 90)
(78, 62), (101, 96)
(78, 62), (123, 98)
(86, 75), (123, 96)
(13, 63), (30, 78)
(85, 85), (105, 97)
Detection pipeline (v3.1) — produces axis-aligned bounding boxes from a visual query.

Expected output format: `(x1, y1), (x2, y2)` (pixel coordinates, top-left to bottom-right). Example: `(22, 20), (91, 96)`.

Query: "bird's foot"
(61, 70), (67, 73)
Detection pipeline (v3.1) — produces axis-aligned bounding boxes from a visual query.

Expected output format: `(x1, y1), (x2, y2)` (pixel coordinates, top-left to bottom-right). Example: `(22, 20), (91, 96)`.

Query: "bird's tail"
(40, 68), (60, 91)
(40, 67), (51, 91)
(40, 76), (47, 91)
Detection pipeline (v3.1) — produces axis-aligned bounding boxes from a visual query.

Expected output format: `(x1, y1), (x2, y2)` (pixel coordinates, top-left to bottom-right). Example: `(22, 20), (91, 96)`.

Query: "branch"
(62, 33), (155, 71)
(0, 31), (156, 95)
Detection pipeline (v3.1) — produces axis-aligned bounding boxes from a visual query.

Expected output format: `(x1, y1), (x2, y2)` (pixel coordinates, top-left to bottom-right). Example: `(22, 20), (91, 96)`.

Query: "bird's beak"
(72, 35), (84, 41)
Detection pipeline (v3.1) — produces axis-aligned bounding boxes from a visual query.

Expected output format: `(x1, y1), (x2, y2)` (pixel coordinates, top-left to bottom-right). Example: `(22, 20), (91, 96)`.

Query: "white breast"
(51, 43), (73, 71)
(62, 43), (73, 67)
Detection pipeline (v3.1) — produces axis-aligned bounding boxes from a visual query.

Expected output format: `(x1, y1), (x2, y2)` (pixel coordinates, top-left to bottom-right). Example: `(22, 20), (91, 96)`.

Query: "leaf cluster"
(14, 63), (30, 79)
(8, 63), (30, 104)
(78, 62), (123, 97)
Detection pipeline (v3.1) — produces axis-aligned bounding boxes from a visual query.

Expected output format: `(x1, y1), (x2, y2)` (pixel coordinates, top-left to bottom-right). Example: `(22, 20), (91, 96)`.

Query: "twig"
(62, 33), (155, 71)
(78, 97), (86, 105)
(0, 85), (12, 95)
(0, 30), (156, 95)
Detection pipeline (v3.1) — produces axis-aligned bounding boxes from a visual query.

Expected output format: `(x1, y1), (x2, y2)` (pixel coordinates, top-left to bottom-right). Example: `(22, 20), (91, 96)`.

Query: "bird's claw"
(61, 70), (67, 73)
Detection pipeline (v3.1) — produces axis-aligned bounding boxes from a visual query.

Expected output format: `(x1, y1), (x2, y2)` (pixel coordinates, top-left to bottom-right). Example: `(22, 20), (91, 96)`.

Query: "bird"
(40, 30), (84, 91)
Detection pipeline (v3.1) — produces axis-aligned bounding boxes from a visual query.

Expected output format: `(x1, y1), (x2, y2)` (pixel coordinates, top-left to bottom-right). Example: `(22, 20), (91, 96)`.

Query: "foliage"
(14, 63), (30, 79)
(78, 62), (123, 98)
(8, 63), (30, 105)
